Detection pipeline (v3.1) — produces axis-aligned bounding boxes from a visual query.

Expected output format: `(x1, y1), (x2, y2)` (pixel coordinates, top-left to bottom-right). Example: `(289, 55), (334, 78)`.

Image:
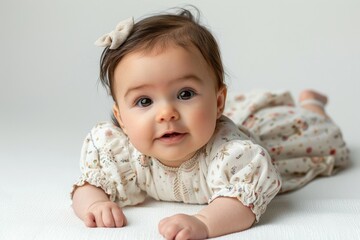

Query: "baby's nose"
(156, 104), (180, 122)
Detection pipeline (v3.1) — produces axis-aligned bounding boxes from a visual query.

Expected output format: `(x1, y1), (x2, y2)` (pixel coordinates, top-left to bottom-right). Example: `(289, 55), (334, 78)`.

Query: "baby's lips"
(162, 132), (180, 138)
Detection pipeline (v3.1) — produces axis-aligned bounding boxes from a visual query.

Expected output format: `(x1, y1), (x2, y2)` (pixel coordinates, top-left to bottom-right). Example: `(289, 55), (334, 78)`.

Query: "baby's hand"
(84, 201), (127, 228)
(158, 214), (208, 240)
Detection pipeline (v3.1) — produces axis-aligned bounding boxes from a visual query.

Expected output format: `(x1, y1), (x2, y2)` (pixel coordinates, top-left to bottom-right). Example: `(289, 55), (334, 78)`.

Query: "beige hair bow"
(94, 17), (134, 49)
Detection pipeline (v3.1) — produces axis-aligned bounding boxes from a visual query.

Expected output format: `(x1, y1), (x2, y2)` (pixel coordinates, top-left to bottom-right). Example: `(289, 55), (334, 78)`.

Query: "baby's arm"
(158, 197), (255, 239)
(72, 183), (127, 228)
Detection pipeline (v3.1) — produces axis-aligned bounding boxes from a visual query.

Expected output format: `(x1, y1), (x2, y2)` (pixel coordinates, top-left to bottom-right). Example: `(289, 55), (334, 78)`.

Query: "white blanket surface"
(1, 148), (359, 240)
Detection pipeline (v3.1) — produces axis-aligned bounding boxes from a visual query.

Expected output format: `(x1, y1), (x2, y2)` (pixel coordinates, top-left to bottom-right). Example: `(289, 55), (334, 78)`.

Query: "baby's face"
(112, 44), (226, 167)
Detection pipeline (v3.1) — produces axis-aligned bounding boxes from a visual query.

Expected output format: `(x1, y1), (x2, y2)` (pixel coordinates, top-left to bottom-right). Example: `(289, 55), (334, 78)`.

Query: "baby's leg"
(299, 89), (328, 117)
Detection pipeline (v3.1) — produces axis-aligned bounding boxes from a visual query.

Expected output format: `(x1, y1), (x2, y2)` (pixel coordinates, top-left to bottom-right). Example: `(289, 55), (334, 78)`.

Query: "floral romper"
(71, 90), (348, 222)
(224, 90), (349, 192)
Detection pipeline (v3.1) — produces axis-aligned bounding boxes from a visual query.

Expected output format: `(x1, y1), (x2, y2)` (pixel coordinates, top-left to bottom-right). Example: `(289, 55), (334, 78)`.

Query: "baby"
(71, 7), (348, 240)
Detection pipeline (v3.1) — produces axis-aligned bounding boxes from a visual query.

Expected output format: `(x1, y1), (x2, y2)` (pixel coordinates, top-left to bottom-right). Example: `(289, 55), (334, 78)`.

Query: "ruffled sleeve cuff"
(71, 171), (118, 202)
(208, 142), (281, 222)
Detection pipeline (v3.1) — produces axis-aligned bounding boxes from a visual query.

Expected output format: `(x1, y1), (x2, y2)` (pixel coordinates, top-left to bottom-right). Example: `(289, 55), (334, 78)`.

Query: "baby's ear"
(112, 104), (127, 134)
(216, 86), (227, 118)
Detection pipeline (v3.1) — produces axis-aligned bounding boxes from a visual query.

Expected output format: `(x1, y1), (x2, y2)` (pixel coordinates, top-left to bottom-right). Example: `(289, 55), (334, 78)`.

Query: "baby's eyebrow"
(123, 74), (203, 98)
(124, 84), (150, 98)
(174, 74), (203, 85)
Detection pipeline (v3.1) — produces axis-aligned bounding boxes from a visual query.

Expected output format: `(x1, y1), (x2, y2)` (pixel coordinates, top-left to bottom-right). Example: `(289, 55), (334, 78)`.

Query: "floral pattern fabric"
(72, 90), (349, 222)
(224, 90), (349, 192)
(72, 115), (281, 222)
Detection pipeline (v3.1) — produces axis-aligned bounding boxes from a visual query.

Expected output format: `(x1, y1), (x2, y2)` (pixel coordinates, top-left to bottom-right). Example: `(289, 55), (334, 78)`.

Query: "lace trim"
(153, 149), (200, 172)
(152, 150), (201, 202)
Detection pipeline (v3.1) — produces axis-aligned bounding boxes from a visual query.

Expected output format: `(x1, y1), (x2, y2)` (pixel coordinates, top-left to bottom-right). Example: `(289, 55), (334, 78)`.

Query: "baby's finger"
(84, 212), (96, 228)
(94, 211), (105, 227)
(158, 217), (169, 232)
(111, 207), (127, 227)
(175, 228), (191, 240)
(160, 223), (182, 240)
(102, 208), (116, 227)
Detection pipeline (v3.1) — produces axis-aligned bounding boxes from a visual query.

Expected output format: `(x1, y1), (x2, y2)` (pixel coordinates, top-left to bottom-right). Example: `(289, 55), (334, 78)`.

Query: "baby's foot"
(299, 90), (328, 106)
(299, 90), (328, 117)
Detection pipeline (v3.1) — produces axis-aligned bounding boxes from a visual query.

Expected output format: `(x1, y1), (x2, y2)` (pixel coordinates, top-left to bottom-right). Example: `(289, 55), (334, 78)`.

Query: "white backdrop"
(0, 1), (359, 239)
(1, 0), (359, 158)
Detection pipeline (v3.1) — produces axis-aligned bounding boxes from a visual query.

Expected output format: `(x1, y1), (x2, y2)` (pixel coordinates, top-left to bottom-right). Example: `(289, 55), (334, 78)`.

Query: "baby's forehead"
(117, 44), (209, 73)
(113, 44), (217, 90)
(116, 42), (209, 72)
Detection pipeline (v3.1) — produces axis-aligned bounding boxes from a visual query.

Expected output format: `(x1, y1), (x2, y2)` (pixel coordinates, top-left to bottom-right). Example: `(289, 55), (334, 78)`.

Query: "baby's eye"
(178, 89), (196, 100)
(135, 97), (152, 107)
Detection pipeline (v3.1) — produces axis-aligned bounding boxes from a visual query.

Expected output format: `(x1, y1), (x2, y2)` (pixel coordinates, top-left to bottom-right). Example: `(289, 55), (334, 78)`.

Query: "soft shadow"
(256, 196), (295, 226)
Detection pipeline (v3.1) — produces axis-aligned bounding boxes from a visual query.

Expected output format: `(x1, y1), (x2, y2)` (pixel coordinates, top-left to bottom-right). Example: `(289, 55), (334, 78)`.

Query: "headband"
(94, 17), (134, 49)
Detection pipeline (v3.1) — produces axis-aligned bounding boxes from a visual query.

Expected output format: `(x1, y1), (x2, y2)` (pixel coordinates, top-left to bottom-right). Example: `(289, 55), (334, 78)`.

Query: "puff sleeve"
(207, 140), (281, 222)
(71, 122), (146, 207)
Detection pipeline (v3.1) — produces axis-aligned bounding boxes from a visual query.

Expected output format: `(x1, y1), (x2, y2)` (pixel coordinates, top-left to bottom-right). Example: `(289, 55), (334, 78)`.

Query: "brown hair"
(99, 7), (225, 102)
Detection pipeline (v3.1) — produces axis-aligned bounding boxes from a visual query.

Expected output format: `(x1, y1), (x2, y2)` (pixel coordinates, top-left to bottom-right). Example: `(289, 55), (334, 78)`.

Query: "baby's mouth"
(157, 131), (186, 144)
(162, 132), (181, 138)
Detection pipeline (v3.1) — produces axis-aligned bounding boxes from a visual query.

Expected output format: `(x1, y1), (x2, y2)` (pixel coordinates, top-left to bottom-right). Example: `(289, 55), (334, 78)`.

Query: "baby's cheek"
(192, 111), (217, 137)
(127, 131), (148, 150)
